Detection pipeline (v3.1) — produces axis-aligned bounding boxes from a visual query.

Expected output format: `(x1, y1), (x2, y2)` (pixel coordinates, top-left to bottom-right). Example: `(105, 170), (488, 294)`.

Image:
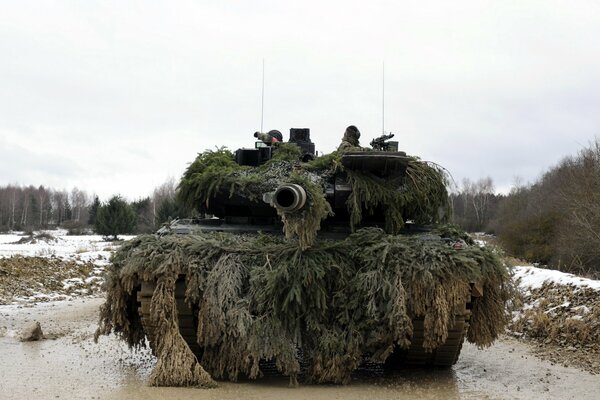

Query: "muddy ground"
(1, 297), (598, 400)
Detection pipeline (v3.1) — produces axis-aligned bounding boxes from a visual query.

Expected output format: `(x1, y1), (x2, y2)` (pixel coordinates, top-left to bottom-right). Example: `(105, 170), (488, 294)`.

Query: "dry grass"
(509, 283), (600, 356)
(0, 256), (97, 304)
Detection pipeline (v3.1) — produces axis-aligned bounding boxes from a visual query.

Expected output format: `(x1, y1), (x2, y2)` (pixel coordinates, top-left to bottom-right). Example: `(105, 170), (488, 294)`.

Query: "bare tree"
(494, 138), (600, 275)
(152, 177), (178, 225)
(38, 186), (47, 227)
(70, 187), (88, 222)
(452, 177), (498, 232)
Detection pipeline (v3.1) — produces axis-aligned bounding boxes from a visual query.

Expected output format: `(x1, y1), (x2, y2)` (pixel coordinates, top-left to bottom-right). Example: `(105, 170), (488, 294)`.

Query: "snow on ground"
(509, 265), (600, 374)
(0, 230), (135, 305)
(0, 233), (25, 245)
(513, 265), (600, 292)
(0, 230), (134, 265)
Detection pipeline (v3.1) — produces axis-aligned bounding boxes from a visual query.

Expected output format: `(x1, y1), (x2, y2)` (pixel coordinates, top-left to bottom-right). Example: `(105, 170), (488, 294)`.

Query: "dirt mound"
(510, 282), (600, 373)
(0, 256), (101, 304)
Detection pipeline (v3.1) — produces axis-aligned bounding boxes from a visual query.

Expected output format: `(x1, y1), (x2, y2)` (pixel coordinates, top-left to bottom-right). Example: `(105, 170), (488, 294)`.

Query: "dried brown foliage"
(510, 283), (600, 351)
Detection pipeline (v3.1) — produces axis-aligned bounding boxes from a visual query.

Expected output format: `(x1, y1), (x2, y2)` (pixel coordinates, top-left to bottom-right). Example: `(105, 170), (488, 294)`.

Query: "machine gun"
(370, 133), (398, 151)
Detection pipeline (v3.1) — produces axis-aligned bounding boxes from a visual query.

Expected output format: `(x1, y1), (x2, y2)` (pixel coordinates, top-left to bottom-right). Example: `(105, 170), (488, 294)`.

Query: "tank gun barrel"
(263, 184), (307, 212)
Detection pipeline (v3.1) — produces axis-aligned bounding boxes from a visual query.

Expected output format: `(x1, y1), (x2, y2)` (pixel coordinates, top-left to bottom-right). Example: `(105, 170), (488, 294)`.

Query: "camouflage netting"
(176, 146), (450, 249)
(345, 160), (449, 233)
(95, 228), (513, 386)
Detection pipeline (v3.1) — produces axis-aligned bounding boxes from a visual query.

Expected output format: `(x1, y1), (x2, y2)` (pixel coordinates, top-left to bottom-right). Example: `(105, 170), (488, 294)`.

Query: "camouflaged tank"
(97, 127), (511, 387)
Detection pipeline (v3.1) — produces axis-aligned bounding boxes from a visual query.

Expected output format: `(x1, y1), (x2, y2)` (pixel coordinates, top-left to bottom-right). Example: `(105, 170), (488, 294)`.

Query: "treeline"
(452, 139), (600, 275)
(450, 177), (501, 233)
(0, 178), (188, 234)
(0, 185), (88, 231)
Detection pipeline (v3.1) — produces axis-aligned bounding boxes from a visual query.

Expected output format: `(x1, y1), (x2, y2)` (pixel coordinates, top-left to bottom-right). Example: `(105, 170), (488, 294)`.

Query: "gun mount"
(370, 133), (398, 152)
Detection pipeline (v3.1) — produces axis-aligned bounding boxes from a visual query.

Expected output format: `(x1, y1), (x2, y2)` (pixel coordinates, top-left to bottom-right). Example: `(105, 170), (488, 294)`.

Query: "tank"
(96, 127), (512, 387)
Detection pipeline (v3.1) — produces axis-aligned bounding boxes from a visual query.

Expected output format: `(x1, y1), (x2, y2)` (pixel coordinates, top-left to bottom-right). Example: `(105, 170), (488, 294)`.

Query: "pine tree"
(156, 197), (179, 225)
(28, 193), (39, 231)
(131, 197), (154, 233)
(95, 195), (136, 240)
(88, 195), (101, 225)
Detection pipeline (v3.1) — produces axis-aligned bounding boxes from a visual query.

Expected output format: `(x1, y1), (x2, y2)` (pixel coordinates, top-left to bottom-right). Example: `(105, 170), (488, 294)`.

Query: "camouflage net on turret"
(176, 147), (450, 249)
(95, 228), (513, 387)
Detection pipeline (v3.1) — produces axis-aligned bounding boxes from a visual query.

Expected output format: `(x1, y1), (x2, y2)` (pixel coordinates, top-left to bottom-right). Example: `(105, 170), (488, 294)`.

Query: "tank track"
(137, 279), (202, 357)
(385, 311), (470, 368)
(137, 280), (469, 372)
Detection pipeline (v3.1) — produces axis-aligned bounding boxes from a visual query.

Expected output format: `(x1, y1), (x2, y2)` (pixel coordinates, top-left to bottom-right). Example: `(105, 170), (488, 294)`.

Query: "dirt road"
(1, 298), (598, 400)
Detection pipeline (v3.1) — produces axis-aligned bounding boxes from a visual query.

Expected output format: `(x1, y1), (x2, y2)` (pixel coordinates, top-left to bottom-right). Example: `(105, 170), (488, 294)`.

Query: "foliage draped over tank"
(96, 228), (513, 387)
(177, 145), (450, 248)
(344, 159), (449, 233)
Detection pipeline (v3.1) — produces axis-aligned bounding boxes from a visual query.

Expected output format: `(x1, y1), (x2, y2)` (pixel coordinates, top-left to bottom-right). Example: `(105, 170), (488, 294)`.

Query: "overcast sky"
(1, 0), (599, 200)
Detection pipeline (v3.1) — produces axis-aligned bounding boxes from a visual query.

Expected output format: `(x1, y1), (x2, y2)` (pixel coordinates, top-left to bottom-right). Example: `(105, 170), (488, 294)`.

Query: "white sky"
(1, 0), (599, 200)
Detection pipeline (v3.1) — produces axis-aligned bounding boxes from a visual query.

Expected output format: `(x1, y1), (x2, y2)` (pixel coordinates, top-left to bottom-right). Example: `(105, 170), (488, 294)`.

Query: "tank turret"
(178, 126), (444, 238)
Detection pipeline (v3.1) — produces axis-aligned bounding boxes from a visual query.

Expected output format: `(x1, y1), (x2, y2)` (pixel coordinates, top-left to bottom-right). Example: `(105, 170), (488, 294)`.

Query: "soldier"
(337, 125), (361, 152)
(268, 130), (283, 142)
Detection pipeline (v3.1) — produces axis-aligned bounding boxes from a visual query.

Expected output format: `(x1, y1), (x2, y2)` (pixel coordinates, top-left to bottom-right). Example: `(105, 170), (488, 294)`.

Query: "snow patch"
(0, 230), (132, 268)
(62, 278), (85, 289)
(512, 265), (600, 291)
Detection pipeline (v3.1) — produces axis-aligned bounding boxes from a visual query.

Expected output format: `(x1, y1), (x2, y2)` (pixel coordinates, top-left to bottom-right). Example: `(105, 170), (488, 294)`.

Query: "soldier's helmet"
(267, 130), (283, 142)
(345, 125), (360, 140)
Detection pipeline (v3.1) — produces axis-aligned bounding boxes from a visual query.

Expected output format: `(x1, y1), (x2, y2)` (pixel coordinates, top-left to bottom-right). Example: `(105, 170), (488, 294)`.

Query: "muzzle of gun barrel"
(272, 184), (307, 212)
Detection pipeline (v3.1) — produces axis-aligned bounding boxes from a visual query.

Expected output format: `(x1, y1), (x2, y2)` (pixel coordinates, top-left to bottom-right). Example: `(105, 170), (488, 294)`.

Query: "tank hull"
(136, 278), (472, 373)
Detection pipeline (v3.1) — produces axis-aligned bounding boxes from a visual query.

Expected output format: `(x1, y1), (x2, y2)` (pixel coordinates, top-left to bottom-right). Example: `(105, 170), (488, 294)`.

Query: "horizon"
(1, 134), (597, 202)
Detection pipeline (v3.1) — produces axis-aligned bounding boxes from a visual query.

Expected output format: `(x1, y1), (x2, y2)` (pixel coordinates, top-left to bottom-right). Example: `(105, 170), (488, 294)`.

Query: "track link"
(385, 308), (471, 368)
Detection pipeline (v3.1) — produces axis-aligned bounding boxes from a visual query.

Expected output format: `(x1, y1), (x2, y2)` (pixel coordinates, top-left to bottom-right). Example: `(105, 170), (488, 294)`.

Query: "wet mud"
(1, 298), (598, 400)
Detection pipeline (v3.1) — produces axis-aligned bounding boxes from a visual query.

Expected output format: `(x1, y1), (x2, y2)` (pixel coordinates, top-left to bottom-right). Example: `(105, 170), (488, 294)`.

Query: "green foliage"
(304, 151), (342, 171)
(94, 195), (136, 240)
(434, 224), (475, 244)
(177, 147), (273, 212)
(346, 158), (450, 233)
(88, 195), (100, 225)
(175, 146), (451, 247)
(131, 197), (154, 234)
(308, 152), (450, 234)
(404, 159), (451, 223)
(97, 227), (512, 385)
(276, 173), (333, 249)
(177, 148), (245, 211)
(156, 196), (188, 224)
(268, 142), (303, 163)
(345, 169), (406, 232)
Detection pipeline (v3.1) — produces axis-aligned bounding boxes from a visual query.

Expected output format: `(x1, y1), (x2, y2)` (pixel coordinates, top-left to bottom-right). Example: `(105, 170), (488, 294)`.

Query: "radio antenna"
(260, 59), (265, 133)
(382, 61), (385, 134)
